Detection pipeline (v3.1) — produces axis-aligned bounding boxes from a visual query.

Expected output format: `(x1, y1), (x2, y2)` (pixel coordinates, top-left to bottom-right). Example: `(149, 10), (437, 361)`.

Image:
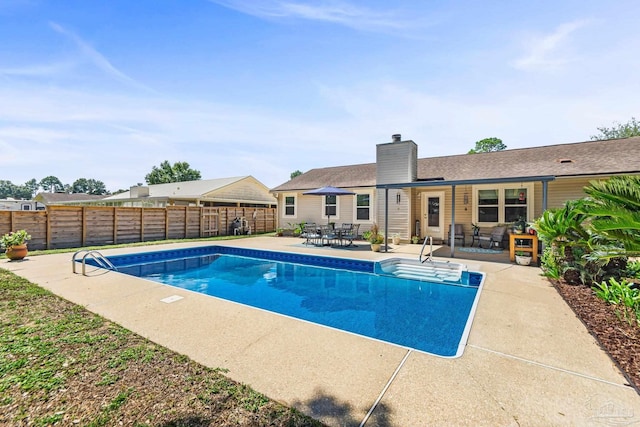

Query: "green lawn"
(0, 237), (322, 426)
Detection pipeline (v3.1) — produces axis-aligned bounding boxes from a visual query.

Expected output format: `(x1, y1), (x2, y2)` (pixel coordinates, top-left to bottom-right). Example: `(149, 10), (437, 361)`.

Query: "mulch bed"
(553, 279), (640, 394)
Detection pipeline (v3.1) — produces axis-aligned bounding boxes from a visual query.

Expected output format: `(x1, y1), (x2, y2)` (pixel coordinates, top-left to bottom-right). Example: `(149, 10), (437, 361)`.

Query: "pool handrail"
(72, 249), (117, 275)
(419, 236), (433, 263)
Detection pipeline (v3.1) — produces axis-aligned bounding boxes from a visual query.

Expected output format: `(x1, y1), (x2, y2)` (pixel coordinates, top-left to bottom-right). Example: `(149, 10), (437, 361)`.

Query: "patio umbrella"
(303, 186), (355, 226)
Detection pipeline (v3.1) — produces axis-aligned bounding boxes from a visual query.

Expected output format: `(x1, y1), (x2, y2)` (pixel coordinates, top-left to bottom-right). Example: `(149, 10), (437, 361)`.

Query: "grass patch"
(0, 267), (322, 426)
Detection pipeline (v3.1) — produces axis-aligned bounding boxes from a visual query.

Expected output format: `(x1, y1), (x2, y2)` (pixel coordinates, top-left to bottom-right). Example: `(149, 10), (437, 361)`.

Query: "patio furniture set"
(303, 223), (360, 247)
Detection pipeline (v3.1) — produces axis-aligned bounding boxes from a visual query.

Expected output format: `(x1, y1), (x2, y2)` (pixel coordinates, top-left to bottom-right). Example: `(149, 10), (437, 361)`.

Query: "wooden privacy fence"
(0, 206), (277, 251)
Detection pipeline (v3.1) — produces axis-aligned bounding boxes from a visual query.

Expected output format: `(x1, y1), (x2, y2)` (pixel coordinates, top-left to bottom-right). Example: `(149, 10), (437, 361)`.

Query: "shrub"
(593, 277), (640, 325)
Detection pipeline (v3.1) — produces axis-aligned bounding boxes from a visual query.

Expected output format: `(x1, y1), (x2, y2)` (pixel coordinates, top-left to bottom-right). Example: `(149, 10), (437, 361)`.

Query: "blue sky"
(1, 0), (638, 192)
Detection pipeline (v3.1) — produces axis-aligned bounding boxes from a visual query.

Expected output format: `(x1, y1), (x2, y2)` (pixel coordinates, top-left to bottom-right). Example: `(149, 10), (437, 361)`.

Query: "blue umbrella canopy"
(302, 186), (355, 196)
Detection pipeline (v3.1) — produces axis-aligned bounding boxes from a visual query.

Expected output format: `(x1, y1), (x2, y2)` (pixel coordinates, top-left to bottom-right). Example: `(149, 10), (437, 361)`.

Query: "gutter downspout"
(384, 188), (389, 252)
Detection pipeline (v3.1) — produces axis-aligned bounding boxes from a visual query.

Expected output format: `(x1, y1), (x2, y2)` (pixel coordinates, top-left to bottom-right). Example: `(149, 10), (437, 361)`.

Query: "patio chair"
(477, 226), (506, 249)
(303, 223), (322, 246)
(320, 224), (338, 246)
(447, 224), (465, 246)
(339, 223), (359, 247)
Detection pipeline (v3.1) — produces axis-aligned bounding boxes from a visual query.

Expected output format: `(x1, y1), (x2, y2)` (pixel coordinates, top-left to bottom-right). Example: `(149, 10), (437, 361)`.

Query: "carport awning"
(375, 175), (556, 189)
(376, 175), (556, 255)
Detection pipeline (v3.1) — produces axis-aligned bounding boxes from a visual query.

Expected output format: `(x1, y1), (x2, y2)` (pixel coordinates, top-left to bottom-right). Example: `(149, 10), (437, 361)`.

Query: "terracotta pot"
(370, 243), (381, 252)
(6, 244), (28, 260)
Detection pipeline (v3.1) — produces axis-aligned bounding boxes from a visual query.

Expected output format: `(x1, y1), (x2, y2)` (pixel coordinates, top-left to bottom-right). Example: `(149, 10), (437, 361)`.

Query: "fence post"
(81, 207), (87, 247)
(140, 207), (144, 242)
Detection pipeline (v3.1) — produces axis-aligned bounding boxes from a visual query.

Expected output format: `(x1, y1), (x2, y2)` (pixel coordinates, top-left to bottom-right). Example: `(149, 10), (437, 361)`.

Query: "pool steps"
(377, 258), (465, 283)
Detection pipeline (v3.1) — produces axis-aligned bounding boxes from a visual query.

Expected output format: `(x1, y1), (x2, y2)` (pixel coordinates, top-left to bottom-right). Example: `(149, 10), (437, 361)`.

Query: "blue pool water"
(99, 246), (484, 357)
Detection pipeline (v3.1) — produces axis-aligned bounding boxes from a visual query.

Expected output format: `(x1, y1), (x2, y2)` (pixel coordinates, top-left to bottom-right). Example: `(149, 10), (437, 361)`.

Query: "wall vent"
(558, 159), (574, 164)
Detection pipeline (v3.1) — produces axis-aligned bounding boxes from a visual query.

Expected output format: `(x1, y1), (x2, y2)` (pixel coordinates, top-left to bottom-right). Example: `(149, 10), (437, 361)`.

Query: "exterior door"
(421, 191), (445, 240)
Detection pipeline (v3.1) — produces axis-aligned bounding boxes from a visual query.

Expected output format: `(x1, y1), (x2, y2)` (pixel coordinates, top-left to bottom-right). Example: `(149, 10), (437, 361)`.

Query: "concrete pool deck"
(3, 236), (640, 426)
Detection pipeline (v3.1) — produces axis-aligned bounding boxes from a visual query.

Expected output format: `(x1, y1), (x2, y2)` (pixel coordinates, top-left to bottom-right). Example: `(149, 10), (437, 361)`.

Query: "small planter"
(5, 244), (28, 261)
(2, 230), (31, 261)
(371, 243), (381, 252)
(515, 255), (532, 266)
(392, 236), (401, 245)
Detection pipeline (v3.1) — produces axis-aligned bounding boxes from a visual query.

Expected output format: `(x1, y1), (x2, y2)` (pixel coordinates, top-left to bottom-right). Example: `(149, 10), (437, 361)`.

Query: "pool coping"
(93, 244), (485, 359)
(4, 236), (640, 426)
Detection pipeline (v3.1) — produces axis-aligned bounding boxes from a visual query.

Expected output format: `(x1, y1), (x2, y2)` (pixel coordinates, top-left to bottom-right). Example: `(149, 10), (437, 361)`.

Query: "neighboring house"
(84, 176), (277, 208)
(0, 198), (46, 211)
(34, 192), (106, 207)
(270, 134), (640, 244)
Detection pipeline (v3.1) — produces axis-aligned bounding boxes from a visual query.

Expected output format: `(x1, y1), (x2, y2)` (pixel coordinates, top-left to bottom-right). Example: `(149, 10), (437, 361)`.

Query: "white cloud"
(209, 0), (409, 33)
(48, 22), (154, 92)
(0, 61), (77, 78)
(512, 20), (590, 71)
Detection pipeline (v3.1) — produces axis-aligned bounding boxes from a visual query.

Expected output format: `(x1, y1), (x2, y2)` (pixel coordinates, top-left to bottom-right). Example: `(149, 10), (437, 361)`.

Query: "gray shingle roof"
(271, 137), (640, 191)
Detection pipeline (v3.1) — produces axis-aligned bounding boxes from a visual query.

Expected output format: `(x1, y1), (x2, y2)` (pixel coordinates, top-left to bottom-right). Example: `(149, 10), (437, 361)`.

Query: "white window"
(355, 193), (371, 221)
(322, 195), (338, 220)
(473, 184), (533, 225)
(283, 194), (296, 218)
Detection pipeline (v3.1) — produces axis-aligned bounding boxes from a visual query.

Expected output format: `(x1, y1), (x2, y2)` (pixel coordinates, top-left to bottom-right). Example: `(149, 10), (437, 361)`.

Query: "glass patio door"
(421, 191), (445, 239)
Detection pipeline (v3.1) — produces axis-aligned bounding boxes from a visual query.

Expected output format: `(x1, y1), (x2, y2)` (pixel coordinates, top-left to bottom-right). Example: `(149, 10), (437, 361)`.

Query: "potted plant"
(515, 250), (532, 266)
(1, 229), (31, 260)
(411, 235), (420, 244)
(391, 233), (401, 245)
(514, 217), (527, 234)
(363, 223), (384, 252)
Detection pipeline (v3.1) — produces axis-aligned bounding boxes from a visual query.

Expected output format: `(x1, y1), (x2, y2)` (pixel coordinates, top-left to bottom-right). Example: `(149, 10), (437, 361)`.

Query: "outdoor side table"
(509, 233), (538, 263)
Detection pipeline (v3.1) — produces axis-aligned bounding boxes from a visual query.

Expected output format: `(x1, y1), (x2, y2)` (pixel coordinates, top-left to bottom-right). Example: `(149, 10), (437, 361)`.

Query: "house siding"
(375, 188), (410, 241)
(376, 140), (417, 184)
(547, 176), (596, 208)
(531, 175), (615, 219)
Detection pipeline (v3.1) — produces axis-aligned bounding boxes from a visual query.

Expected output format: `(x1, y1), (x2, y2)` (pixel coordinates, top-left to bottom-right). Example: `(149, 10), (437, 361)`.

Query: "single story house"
(0, 198), (47, 211)
(58, 176), (276, 208)
(270, 135), (640, 248)
(34, 192), (106, 207)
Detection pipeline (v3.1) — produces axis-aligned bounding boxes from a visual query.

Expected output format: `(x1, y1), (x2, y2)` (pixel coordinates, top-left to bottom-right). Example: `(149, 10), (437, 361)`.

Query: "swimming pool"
(95, 246), (484, 357)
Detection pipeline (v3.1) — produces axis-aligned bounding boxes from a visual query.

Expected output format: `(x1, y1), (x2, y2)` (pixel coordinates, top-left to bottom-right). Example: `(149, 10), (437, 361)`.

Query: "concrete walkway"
(3, 236), (640, 426)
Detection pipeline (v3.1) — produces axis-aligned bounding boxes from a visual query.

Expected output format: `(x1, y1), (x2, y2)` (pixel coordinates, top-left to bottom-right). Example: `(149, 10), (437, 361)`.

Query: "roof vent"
(392, 134), (401, 143)
(558, 159), (574, 164)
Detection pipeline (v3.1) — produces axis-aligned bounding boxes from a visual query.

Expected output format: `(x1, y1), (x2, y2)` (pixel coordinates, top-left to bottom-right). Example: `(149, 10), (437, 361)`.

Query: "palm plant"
(579, 175), (640, 259)
(533, 199), (592, 284)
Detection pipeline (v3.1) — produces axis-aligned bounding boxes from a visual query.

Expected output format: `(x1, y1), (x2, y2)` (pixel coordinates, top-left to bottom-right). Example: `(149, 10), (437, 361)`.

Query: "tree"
(0, 179), (38, 199)
(145, 161), (202, 185)
(39, 176), (64, 193)
(72, 178), (108, 195)
(24, 179), (38, 198)
(590, 117), (640, 141)
(12, 185), (34, 200)
(0, 180), (17, 199)
(290, 170), (303, 179)
(468, 137), (506, 154)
